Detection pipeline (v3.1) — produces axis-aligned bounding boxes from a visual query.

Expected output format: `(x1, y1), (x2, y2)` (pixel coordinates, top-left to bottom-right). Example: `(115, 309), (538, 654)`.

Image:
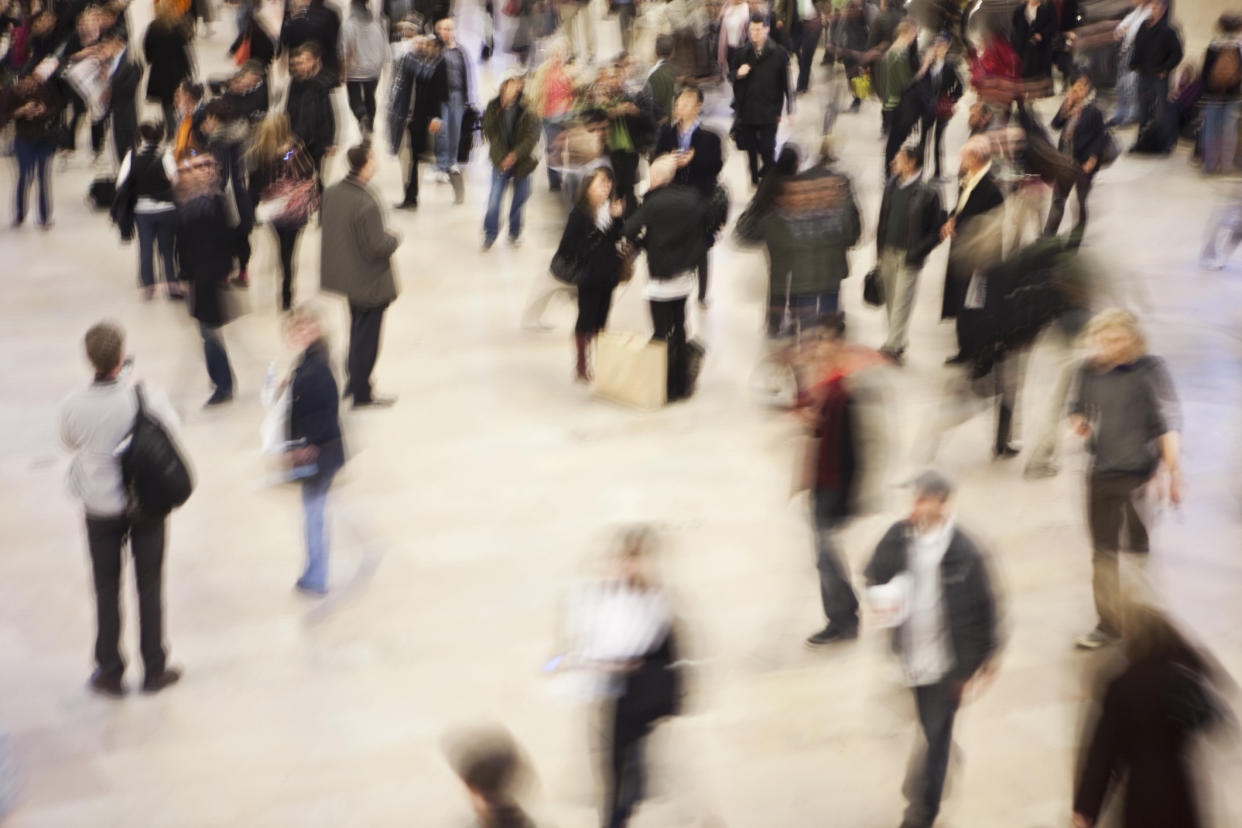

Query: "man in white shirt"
(60, 323), (182, 697)
(865, 471), (1000, 828)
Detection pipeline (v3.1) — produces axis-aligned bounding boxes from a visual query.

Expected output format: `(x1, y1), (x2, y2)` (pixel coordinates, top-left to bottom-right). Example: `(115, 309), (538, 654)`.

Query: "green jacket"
(646, 62), (677, 124)
(881, 44), (914, 111)
(482, 96), (541, 180)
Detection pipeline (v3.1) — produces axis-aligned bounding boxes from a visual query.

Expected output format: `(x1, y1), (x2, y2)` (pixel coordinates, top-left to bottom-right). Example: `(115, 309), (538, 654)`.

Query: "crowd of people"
(1, 0), (1238, 823)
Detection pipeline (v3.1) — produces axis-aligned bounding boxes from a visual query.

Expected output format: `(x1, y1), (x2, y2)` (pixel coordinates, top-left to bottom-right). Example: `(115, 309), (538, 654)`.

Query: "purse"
(616, 238), (636, 283)
(262, 177), (319, 227)
(550, 251), (582, 284)
(863, 267), (884, 307)
(850, 71), (871, 101)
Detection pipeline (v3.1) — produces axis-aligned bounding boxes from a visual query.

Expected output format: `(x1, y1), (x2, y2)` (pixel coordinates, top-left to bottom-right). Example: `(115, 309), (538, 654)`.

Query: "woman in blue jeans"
(114, 121), (184, 299)
(285, 306), (344, 596)
(5, 72), (61, 229)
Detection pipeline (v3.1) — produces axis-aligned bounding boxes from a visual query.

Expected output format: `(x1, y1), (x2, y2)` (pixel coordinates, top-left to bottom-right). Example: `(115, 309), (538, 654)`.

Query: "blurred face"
(587, 171), (612, 206)
(1091, 326), (1137, 367)
(933, 39), (950, 60)
(230, 70), (259, 92)
(435, 18), (455, 46)
(183, 157), (218, 187)
(291, 52), (316, 78)
(911, 493), (949, 531)
(890, 151), (913, 179)
(968, 102), (989, 131)
(501, 78), (523, 106)
(749, 20), (768, 47)
(1070, 77), (1091, 101)
(33, 13), (54, 34)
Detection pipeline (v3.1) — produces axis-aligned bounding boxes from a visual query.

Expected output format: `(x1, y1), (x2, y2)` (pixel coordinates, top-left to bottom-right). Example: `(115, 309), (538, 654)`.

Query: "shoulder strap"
(134, 382), (147, 415)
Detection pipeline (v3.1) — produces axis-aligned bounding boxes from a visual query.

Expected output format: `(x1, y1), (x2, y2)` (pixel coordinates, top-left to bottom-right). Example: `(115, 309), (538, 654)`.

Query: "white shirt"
(643, 269), (697, 301)
(902, 520), (954, 687)
(722, 3), (751, 48)
(116, 147), (180, 213)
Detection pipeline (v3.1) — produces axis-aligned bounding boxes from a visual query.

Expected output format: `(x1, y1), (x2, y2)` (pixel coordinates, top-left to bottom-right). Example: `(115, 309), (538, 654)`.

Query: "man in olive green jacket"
(481, 71), (541, 249)
(320, 145), (402, 408)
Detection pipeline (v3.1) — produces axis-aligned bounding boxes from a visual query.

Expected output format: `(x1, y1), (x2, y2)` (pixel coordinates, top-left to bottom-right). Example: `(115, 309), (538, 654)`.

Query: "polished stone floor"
(3, 5), (1242, 827)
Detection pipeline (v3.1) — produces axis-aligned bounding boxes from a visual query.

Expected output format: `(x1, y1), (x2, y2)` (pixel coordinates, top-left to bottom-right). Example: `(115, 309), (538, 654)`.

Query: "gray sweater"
(1069, 355), (1180, 476)
(60, 380), (180, 517)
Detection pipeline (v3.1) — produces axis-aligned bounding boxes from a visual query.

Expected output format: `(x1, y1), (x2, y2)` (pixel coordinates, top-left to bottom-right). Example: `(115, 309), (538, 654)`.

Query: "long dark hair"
(574, 166), (615, 213)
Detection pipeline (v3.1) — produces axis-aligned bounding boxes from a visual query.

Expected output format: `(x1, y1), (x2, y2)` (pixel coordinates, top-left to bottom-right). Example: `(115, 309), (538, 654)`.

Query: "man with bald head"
(622, 155), (710, 402)
(940, 137), (1005, 366)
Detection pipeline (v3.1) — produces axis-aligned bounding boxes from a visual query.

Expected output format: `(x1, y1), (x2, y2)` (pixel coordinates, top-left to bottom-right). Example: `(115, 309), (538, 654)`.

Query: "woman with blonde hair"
(1068, 308), (1182, 650)
(249, 113), (318, 310)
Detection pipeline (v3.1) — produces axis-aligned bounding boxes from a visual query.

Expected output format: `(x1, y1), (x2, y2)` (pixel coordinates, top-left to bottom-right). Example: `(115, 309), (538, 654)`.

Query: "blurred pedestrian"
(286, 42), (337, 188)
(915, 33), (962, 180)
(142, 3), (194, 137)
(1198, 13), (1242, 175)
(249, 113), (318, 310)
(881, 20), (919, 173)
(481, 70), (539, 249)
(284, 305), (345, 595)
(2, 69), (60, 229)
(864, 471), (1000, 828)
(551, 166), (626, 382)
(113, 121), (184, 300)
(874, 145), (943, 364)
(1044, 70), (1107, 242)
(1011, 0), (1056, 91)
(390, 31), (446, 210)
(529, 40), (576, 192)
(559, 0), (596, 64)
(176, 153), (237, 406)
(1107, 0), (1150, 127)
(1073, 601), (1231, 828)
(730, 13), (794, 186)
(280, 0), (342, 85)
(99, 27), (141, 165)
(341, 0), (387, 136)
(320, 144), (402, 408)
(622, 155), (709, 403)
(1129, 0), (1181, 139)
(1069, 309), (1182, 650)
(433, 16), (472, 197)
(60, 322), (184, 697)
(446, 726), (536, 828)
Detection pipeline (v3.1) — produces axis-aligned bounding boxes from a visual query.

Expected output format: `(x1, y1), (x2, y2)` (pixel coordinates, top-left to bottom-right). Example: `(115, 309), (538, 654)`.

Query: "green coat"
(482, 96), (541, 180)
(881, 44), (914, 111)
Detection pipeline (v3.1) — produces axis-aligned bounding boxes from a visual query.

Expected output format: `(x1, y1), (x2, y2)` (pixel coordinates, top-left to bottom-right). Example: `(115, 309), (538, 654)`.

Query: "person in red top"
(969, 23), (1023, 112)
(796, 315), (888, 647)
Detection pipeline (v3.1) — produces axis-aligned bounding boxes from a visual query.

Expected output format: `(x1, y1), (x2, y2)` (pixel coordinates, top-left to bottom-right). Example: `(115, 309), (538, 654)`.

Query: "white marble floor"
(3, 8), (1242, 828)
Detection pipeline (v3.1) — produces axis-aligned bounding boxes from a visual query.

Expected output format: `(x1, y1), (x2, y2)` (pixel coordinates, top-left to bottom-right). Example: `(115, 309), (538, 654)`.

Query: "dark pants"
(696, 252), (709, 302)
(610, 149), (640, 214)
(347, 78), (379, 133)
(273, 222), (305, 310)
(1044, 171), (1094, 241)
(903, 680), (961, 828)
(740, 123), (778, 185)
(605, 725), (646, 828)
(135, 210), (178, 288)
(347, 303), (387, 403)
(1087, 471), (1150, 636)
(157, 93), (178, 141)
(919, 115), (949, 178)
(234, 226), (252, 272)
(14, 135), (55, 225)
(885, 111), (915, 173)
(649, 297), (689, 402)
(402, 118), (433, 205)
(812, 488), (859, 631)
(1136, 73), (1169, 133)
(199, 321), (234, 395)
(794, 17), (821, 93)
(85, 513), (168, 679)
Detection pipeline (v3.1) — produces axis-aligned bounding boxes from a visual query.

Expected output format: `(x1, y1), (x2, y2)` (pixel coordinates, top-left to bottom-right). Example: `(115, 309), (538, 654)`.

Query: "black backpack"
(120, 386), (193, 517)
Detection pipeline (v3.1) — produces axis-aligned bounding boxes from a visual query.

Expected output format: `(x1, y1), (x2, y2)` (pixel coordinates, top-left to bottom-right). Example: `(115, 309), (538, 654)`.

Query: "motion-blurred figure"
(1044, 70), (1107, 243)
(730, 13), (794, 186)
(1129, 0), (1181, 141)
(1069, 309), (1182, 650)
(864, 471), (1000, 828)
(446, 725), (536, 828)
(1199, 13), (1242, 176)
(1073, 601), (1234, 828)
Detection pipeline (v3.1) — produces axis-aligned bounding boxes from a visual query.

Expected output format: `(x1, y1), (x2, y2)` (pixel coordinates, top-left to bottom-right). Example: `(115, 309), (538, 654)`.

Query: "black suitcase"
(88, 177), (117, 211)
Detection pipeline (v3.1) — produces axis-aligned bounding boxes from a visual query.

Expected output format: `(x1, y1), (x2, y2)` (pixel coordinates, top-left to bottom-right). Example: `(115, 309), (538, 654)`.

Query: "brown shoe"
(88, 669), (125, 698)
(142, 667), (182, 694)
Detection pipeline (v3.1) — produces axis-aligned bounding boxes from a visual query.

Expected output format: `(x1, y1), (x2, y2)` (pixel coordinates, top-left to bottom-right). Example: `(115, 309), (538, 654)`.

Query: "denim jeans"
(135, 210), (178, 288)
(543, 118), (567, 189)
(199, 321), (234, 396)
(483, 168), (531, 243)
(298, 470), (336, 593)
(436, 90), (465, 172)
(812, 488), (858, 630)
(13, 135), (54, 225)
(1201, 100), (1241, 174)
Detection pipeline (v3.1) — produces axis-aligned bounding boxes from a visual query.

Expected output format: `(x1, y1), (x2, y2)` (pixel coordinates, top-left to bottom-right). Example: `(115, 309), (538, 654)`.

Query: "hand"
(675, 148), (694, 167)
(501, 152), (516, 171)
(428, 118), (442, 135)
(1072, 814), (1094, 828)
(1032, 33), (1042, 42)
(940, 219), (956, 240)
(324, 145), (338, 156)
(1169, 470), (1184, 506)
(736, 63), (751, 79)
(1082, 157), (1097, 174)
(609, 198), (625, 218)
(1071, 414), (1090, 438)
(288, 445), (319, 467)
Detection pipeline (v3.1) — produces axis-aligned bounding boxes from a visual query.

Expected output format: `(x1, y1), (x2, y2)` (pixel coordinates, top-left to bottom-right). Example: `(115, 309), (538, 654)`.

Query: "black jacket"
(286, 70), (336, 155)
(222, 81), (270, 124)
(942, 170), (1005, 319)
(142, 20), (194, 102)
(108, 54), (143, 155)
(553, 205), (624, 289)
(730, 39), (794, 125)
(1201, 40), (1242, 100)
(1051, 101), (1107, 168)
(230, 17), (277, 67)
(915, 59), (964, 121)
(1074, 647), (1216, 828)
(289, 341), (345, 479)
(623, 184), (708, 280)
(1129, 17), (1183, 77)
(280, 0), (342, 83)
(176, 193), (234, 327)
(864, 521), (1000, 683)
(653, 123), (724, 197)
(1011, 2), (1058, 79)
(876, 176), (943, 266)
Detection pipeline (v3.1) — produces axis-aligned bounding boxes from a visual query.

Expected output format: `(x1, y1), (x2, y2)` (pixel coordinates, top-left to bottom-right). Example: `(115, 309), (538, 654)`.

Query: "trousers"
(135, 210), (178, 288)
(199, 321), (234, 395)
(1044, 171), (1094, 241)
(85, 513), (168, 678)
(879, 247), (919, 353)
(436, 90), (465, 172)
(1086, 471), (1151, 636)
(812, 488), (858, 630)
(298, 470), (336, 593)
(483, 167), (532, 243)
(903, 679), (960, 828)
(739, 123), (778, 185)
(273, 221), (305, 310)
(649, 297), (689, 402)
(347, 303), (388, 403)
(346, 78), (379, 133)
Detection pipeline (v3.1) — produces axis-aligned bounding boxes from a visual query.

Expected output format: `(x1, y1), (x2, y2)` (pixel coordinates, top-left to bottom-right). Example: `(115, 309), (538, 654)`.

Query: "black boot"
(994, 403), (1018, 459)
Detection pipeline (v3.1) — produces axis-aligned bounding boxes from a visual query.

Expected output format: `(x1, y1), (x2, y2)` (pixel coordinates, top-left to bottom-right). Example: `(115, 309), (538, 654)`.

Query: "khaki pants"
(879, 247), (918, 353)
(560, 0), (596, 61)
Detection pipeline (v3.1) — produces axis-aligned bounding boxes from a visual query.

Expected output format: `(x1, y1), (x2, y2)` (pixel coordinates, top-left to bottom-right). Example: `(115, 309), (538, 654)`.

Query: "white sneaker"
(449, 164), (461, 175)
(434, 171), (451, 184)
(1074, 628), (1119, 650)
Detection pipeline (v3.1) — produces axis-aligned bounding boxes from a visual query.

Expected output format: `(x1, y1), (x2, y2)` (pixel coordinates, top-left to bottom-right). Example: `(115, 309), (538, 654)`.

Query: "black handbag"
(121, 385), (194, 517)
(457, 105), (481, 164)
(863, 267), (885, 307)
(550, 251), (582, 285)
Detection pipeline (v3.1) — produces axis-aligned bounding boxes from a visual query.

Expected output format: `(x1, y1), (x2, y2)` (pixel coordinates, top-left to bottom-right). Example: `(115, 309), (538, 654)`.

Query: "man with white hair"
(940, 136), (1005, 366)
(622, 155), (709, 402)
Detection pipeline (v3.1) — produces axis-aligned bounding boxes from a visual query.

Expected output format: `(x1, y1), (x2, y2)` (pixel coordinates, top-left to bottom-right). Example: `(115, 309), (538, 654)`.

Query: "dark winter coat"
(729, 39), (794, 125)
(176, 193), (234, 327)
(285, 69), (336, 156)
(1129, 16), (1183, 78)
(622, 184), (708, 280)
(1011, 1), (1058, 79)
(654, 123), (724, 197)
(875, 176), (943, 267)
(481, 95), (540, 179)
(142, 19), (194, 103)
(319, 176), (400, 308)
(552, 204), (624, 289)
(289, 340), (345, 480)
